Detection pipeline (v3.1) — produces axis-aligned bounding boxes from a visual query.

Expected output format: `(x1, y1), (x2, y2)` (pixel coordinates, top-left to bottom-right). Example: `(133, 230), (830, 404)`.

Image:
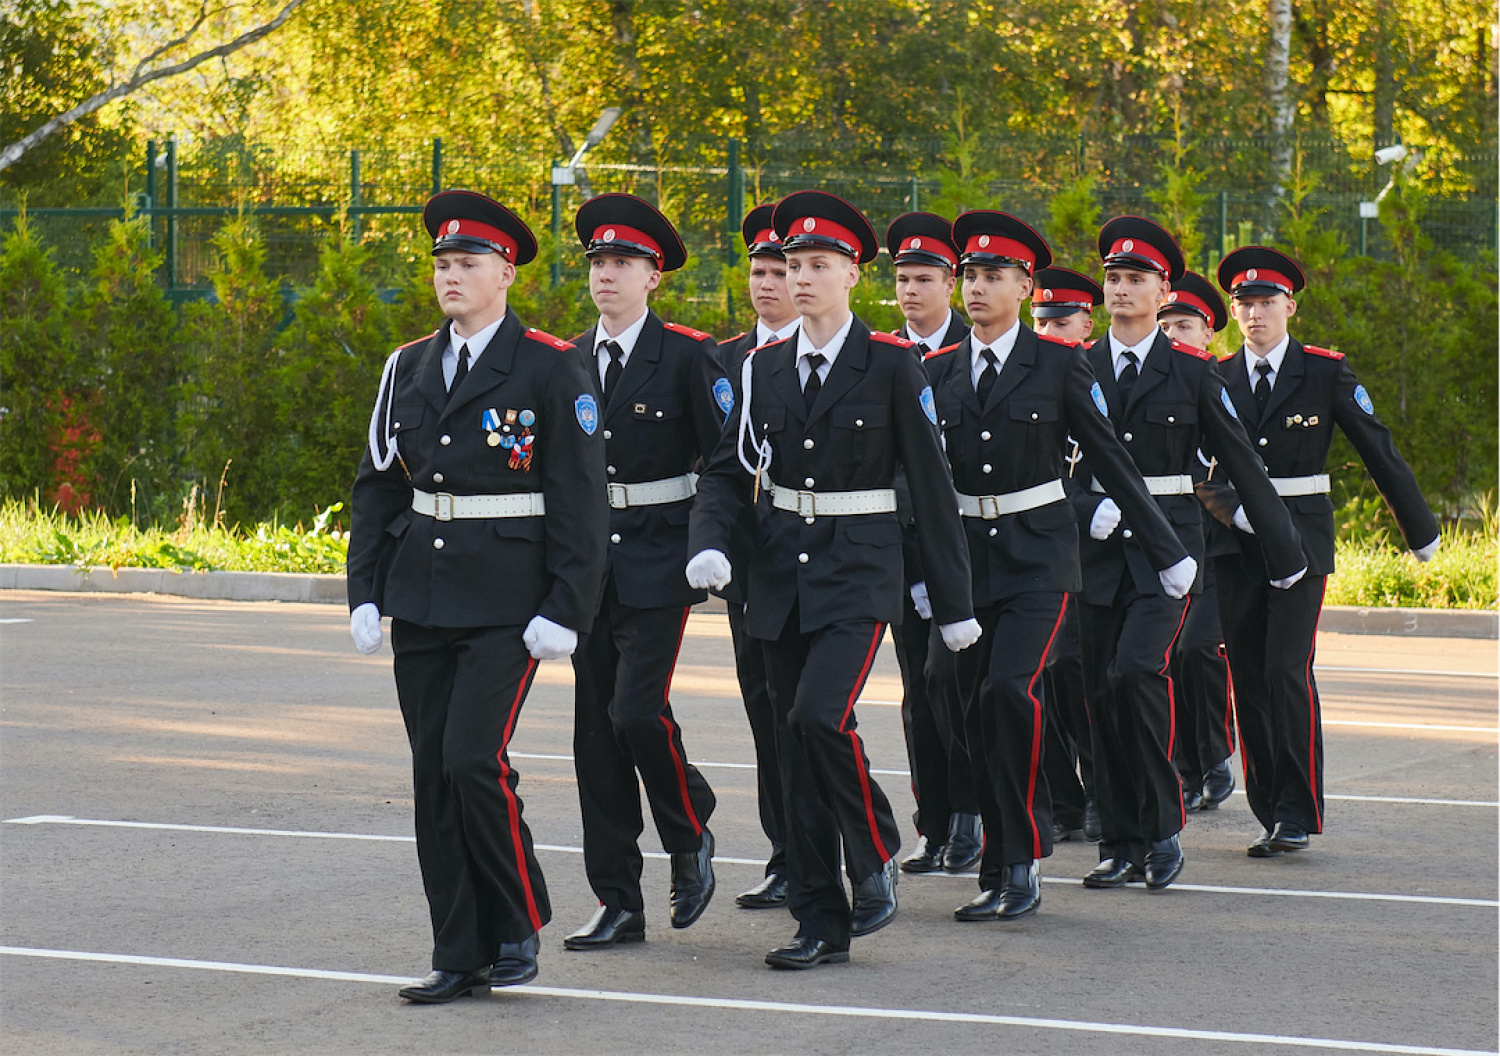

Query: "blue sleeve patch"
(919, 385), (938, 425)
(712, 376), (735, 416)
(1091, 382), (1109, 418)
(1354, 384), (1375, 415)
(574, 394), (599, 435)
(1220, 387), (1239, 420)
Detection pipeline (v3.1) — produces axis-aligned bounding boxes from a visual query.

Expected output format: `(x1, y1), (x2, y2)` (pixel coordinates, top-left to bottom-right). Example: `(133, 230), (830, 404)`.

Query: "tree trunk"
(1372, 0), (1397, 147)
(1266, 0), (1295, 200)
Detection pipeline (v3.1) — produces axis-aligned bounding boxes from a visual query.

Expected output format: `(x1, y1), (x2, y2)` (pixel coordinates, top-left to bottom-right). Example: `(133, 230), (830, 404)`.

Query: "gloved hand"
(909, 582), (932, 620)
(1157, 555), (1198, 599)
(1089, 498), (1121, 540)
(523, 615), (578, 660)
(939, 618), (983, 652)
(685, 548), (733, 590)
(1232, 506), (1256, 535)
(350, 602), (383, 654)
(1271, 566), (1308, 590)
(1413, 537), (1440, 563)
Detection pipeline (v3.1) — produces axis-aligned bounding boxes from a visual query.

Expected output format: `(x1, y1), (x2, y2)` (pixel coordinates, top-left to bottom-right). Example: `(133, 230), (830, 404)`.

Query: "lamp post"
(551, 107), (623, 287)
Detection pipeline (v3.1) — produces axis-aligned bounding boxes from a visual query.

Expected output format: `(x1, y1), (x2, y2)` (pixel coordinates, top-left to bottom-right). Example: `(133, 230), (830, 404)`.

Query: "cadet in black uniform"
(1069, 216), (1305, 892)
(687, 191), (980, 969)
(718, 204), (801, 909)
(347, 190), (608, 1002)
(564, 194), (728, 950)
(885, 211), (982, 876)
(1156, 272), (1238, 812)
(1199, 246), (1440, 857)
(925, 212), (1185, 921)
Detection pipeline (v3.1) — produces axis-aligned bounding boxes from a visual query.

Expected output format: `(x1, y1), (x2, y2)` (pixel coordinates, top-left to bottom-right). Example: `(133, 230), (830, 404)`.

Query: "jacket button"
(980, 430), (992, 441)
(1123, 432), (1133, 442)
(1122, 529), (1134, 539)
(803, 438), (815, 449)
(1167, 415), (1176, 424)
(804, 516), (815, 525)
(797, 552), (809, 564)
(440, 434), (452, 446)
(604, 429), (613, 440)
(433, 473), (444, 484)
(607, 465), (616, 475)
(804, 477), (815, 487)
(855, 418), (864, 427)
(1030, 412), (1039, 421)
(433, 538), (445, 549)
(393, 421), (401, 429)
(610, 533), (621, 544)
(982, 463), (993, 474)
(988, 527), (998, 537)
(655, 410), (664, 418)
(1258, 437), (1269, 447)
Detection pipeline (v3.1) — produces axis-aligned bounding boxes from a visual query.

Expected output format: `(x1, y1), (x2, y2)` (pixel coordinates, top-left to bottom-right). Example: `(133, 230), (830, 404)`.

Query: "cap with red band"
(588, 223), (663, 263)
(423, 189), (538, 265)
(575, 193), (687, 272)
(1158, 270), (1228, 331)
(885, 212), (959, 271)
(951, 210), (1053, 273)
(1216, 245), (1306, 297)
(1096, 216), (1185, 281)
(1032, 267), (1103, 318)
(772, 191), (879, 263)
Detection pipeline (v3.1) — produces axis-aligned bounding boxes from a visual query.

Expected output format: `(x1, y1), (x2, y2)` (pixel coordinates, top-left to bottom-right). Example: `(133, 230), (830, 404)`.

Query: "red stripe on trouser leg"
(841, 624), (890, 863)
(1304, 580), (1326, 830)
(1023, 595), (1070, 859)
(658, 608), (703, 835)
(1158, 597), (1192, 828)
(496, 656), (543, 932)
(1218, 643), (1235, 755)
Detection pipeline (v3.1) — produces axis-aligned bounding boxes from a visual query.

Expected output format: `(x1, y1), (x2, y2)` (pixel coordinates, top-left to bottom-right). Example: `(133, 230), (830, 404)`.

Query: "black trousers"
(1079, 583), (1190, 867)
(727, 600), (786, 877)
(1042, 602), (1093, 829)
(1215, 556), (1327, 833)
(1172, 567), (1235, 787)
(573, 578), (716, 912)
(762, 612), (901, 947)
(391, 619), (550, 972)
(891, 591), (976, 842)
(954, 592), (1068, 886)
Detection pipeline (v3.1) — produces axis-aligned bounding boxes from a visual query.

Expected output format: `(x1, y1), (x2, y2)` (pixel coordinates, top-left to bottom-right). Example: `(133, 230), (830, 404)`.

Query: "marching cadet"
(924, 211), (1185, 921)
(1156, 272), (1238, 812)
(564, 194), (729, 950)
(718, 204), (800, 909)
(686, 191), (981, 969)
(1200, 247), (1440, 857)
(1069, 216), (1305, 893)
(347, 190), (608, 1001)
(1031, 266), (1102, 344)
(885, 211), (982, 876)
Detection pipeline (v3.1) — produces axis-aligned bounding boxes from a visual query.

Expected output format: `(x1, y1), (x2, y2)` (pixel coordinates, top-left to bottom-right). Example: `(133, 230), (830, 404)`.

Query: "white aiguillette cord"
(367, 347), (404, 473)
(736, 352), (773, 499)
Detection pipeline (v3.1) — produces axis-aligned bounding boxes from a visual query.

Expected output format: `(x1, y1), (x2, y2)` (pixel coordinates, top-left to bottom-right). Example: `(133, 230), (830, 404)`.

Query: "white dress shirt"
(1245, 334), (1291, 391)
(594, 309), (650, 390)
(1107, 328), (1156, 379)
(970, 318), (1020, 390)
(796, 313), (855, 388)
(906, 313), (953, 353)
(756, 318), (800, 347)
(446, 315), (504, 390)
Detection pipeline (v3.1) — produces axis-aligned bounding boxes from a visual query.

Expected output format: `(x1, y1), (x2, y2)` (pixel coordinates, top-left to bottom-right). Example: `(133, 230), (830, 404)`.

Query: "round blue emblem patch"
(574, 394), (599, 435)
(712, 376), (735, 416)
(919, 385), (938, 425)
(518, 408), (536, 427)
(1353, 384), (1374, 415)
(1220, 387), (1239, 420)
(1090, 382), (1109, 418)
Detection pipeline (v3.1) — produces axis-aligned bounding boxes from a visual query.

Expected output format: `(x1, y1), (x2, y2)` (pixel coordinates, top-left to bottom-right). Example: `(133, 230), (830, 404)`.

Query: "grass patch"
(1327, 521), (1497, 610)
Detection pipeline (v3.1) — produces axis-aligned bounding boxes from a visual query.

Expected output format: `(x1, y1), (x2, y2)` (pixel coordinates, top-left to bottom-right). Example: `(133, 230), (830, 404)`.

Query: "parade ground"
(1, 589), (1495, 1055)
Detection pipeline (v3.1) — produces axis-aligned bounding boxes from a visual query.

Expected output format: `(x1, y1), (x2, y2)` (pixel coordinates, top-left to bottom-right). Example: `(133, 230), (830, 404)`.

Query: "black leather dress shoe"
(1201, 760), (1236, 809)
(563, 905), (646, 950)
(900, 834), (947, 873)
(736, 871), (789, 909)
(942, 813), (983, 872)
(765, 935), (850, 970)
(1082, 799), (1102, 841)
(398, 968), (489, 1003)
(1269, 821), (1310, 852)
(670, 830), (715, 928)
(489, 934), (538, 987)
(1181, 783), (1206, 812)
(1082, 857), (1144, 888)
(1052, 819), (1086, 842)
(1247, 829), (1282, 857)
(1145, 834), (1184, 890)
(954, 862), (1040, 921)
(849, 858), (898, 937)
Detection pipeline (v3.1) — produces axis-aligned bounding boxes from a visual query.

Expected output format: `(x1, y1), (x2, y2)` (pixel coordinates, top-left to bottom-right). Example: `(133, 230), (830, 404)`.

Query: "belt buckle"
(979, 495), (1000, 520)
(608, 483), (629, 509)
(796, 490), (817, 518)
(434, 492), (453, 522)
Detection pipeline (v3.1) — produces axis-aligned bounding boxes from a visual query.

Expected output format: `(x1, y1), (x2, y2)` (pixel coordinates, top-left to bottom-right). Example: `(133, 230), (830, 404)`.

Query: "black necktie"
(803, 353), (825, 413)
(1254, 359), (1273, 417)
(976, 348), (999, 405)
(914, 342), (930, 355)
(450, 343), (471, 393)
(1118, 350), (1139, 402)
(601, 340), (624, 405)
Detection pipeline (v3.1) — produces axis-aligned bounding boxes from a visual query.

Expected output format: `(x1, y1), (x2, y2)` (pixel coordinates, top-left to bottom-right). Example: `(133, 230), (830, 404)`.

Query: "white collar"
(970, 318), (1020, 374)
(596, 309), (650, 359)
(796, 312), (854, 366)
(756, 318), (800, 347)
(1108, 327), (1157, 371)
(905, 313), (952, 350)
(449, 314), (505, 362)
(1245, 334), (1291, 382)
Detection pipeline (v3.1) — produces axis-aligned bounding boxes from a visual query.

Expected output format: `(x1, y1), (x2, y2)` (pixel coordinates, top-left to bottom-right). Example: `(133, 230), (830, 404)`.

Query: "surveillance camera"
(1375, 144), (1407, 166)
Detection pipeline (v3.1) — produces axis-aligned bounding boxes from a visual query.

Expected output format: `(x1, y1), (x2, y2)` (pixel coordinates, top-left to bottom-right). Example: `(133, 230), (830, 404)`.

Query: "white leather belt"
(956, 479), (1066, 519)
(607, 473), (698, 509)
(1271, 473), (1331, 497)
(766, 479), (898, 517)
(1092, 473), (1195, 497)
(412, 489), (546, 521)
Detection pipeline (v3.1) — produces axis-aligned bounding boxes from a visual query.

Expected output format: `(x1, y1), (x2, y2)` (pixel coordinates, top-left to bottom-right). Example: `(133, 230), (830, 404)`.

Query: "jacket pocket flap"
(831, 405), (889, 429)
(1145, 404), (1197, 426)
(1009, 400), (1059, 423)
(842, 519), (902, 546)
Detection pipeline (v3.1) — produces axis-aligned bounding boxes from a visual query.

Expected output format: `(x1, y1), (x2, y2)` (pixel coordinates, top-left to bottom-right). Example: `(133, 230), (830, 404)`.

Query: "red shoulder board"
(1304, 344), (1345, 360)
(664, 321), (713, 343)
(924, 342), (960, 360)
(525, 327), (574, 351)
(1038, 333), (1080, 348)
(395, 330), (439, 352)
(1171, 338), (1213, 361)
(870, 331), (914, 349)
(719, 331), (748, 347)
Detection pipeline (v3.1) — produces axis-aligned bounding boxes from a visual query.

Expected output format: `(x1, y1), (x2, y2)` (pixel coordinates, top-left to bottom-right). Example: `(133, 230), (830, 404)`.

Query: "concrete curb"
(1, 563), (1494, 638)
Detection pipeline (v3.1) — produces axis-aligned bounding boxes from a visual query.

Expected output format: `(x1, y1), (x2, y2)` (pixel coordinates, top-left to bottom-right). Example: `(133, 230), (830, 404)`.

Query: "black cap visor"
(432, 234), (502, 257)
(894, 249), (956, 271)
(1033, 303), (1091, 318)
(585, 238), (661, 264)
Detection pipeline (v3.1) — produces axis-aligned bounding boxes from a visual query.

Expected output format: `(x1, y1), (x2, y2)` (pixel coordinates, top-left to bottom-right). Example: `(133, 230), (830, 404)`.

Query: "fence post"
(350, 149), (362, 242)
(550, 160), (562, 289)
(144, 140), (157, 249)
(1217, 190), (1227, 256)
(166, 135), (178, 292)
(725, 138), (741, 329)
(910, 175), (920, 211)
(1077, 132), (1086, 176)
(431, 138), (443, 196)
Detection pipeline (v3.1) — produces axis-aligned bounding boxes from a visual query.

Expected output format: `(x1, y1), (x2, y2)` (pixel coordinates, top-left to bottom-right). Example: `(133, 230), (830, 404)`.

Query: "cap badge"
(447, 220), (460, 234)
(1042, 289), (1054, 301)
(769, 232), (780, 242)
(911, 237), (922, 249)
(978, 235), (991, 248)
(802, 218), (817, 233)
(603, 228), (616, 242)
(1247, 268), (1258, 280)
(1122, 239), (1135, 252)
(1168, 292), (1178, 302)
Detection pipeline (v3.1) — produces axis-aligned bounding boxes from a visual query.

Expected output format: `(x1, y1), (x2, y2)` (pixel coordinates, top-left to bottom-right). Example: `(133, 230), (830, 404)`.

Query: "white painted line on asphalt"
(0, 617), (34, 623)
(1322, 719), (1499, 734)
(1318, 665), (1497, 680)
(0, 946), (1492, 1056)
(7, 815), (1496, 908)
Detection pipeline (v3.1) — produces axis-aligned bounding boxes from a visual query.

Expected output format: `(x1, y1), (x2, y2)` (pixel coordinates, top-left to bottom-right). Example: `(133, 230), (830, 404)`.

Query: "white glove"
(350, 602), (383, 654)
(685, 548), (733, 590)
(1413, 537), (1440, 563)
(523, 615), (578, 660)
(909, 582), (932, 620)
(1232, 506), (1255, 535)
(1157, 555), (1198, 599)
(1271, 566), (1308, 590)
(1089, 498), (1121, 540)
(939, 618), (983, 653)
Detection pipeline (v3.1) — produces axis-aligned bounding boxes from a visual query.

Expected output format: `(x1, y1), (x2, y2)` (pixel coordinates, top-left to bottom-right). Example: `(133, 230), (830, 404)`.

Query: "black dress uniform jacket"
(348, 313), (608, 630)
(573, 312), (730, 609)
(1197, 338), (1439, 571)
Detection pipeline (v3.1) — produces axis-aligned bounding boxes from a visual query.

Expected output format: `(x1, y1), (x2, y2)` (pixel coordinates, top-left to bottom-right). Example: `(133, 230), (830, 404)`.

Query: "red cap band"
(590, 223), (663, 263)
(1106, 237), (1169, 277)
(1230, 267), (1294, 294)
(1037, 286), (1095, 307)
(437, 218), (518, 259)
(898, 235), (958, 267)
(1162, 289), (1215, 319)
(785, 215), (861, 254)
(962, 234), (1036, 271)
(750, 227), (780, 246)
